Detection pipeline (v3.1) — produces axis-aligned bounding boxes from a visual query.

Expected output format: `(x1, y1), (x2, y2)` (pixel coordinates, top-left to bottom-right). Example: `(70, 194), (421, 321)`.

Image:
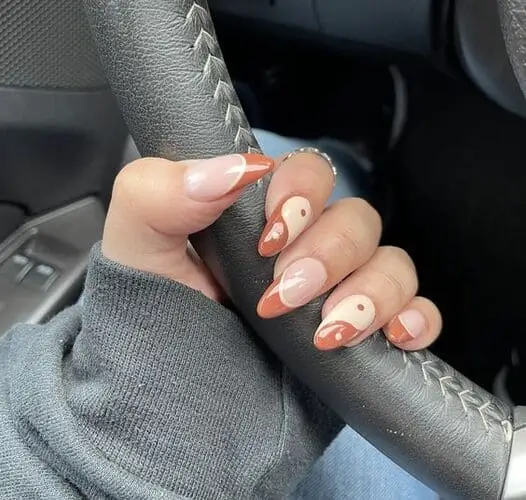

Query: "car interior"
(1, 0), (526, 497)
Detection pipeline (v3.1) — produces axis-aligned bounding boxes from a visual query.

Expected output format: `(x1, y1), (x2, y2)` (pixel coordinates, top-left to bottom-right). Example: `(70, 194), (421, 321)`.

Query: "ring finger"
(313, 246), (419, 350)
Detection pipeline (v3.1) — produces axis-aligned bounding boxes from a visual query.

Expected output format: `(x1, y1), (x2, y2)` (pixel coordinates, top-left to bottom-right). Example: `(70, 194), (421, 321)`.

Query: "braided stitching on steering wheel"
(184, 1), (261, 155)
(384, 339), (513, 440)
(179, 0), (514, 443)
(499, 0), (526, 97)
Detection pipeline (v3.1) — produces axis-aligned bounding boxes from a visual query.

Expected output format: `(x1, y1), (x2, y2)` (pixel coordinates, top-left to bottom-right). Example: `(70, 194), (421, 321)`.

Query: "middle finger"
(257, 197), (382, 318)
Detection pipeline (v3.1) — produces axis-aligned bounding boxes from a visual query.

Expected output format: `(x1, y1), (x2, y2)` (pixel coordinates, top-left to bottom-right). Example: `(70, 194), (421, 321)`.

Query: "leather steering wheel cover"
(498, 0), (526, 99)
(82, 1), (513, 497)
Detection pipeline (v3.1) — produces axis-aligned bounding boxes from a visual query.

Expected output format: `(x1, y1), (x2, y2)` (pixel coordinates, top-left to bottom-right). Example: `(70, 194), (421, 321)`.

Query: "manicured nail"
(258, 196), (313, 257)
(313, 295), (376, 351)
(184, 153), (274, 201)
(257, 257), (327, 318)
(387, 309), (426, 344)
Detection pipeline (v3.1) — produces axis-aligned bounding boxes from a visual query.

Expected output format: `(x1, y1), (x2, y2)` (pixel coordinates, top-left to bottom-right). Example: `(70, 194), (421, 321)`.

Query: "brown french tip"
(257, 257), (328, 319)
(388, 316), (414, 344)
(386, 309), (425, 344)
(238, 153), (275, 188)
(258, 196), (313, 257)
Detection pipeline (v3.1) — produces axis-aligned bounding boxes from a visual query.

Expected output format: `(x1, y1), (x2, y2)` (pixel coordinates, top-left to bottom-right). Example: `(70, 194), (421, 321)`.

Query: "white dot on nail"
(270, 231), (280, 240)
(335, 333), (342, 341)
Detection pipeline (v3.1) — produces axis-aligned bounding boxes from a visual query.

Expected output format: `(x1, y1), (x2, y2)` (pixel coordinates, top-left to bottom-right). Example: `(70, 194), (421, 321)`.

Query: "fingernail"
(184, 153), (274, 201)
(387, 309), (426, 344)
(257, 257), (327, 318)
(313, 295), (376, 351)
(258, 196), (313, 257)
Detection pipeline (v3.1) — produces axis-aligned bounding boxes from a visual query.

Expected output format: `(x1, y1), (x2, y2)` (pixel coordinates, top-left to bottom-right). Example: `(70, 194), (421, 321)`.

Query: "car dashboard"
(209, 0), (434, 56)
(209, 0), (526, 119)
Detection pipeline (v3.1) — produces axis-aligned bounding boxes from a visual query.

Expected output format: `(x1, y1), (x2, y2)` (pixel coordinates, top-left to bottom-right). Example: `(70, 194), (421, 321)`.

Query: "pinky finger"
(384, 296), (442, 351)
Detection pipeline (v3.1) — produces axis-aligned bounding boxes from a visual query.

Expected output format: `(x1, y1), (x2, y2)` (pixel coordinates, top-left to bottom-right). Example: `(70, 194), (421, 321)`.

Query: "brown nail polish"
(387, 309), (425, 344)
(313, 295), (376, 350)
(236, 153), (275, 191)
(259, 196), (312, 257)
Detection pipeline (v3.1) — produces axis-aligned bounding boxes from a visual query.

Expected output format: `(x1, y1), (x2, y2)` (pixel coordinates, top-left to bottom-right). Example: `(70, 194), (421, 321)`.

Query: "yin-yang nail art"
(258, 196), (312, 257)
(313, 295), (376, 350)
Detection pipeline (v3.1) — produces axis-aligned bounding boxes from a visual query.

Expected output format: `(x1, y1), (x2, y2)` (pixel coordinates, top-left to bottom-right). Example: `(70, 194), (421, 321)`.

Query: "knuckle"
(330, 224), (362, 261)
(279, 161), (330, 194)
(378, 268), (411, 304)
(299, 165), (325, 190)
(309, 153), (335, 178)
(112, 162), (145, 207)
(355, 198), (383, 234)
(374, 246), (418, 299)
(112, 157), (176, 213)
(339, 221), (363, 258)
(378, 245), (413, 267)
(333, 198), (382, 256)
(296, 151), (333, 174)
(336, 197), (383, 236)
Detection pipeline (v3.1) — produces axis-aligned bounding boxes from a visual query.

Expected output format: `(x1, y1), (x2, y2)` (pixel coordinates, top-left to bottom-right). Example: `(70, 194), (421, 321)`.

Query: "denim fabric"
(253, 128), (369, 205)
(290, 426), (438, 500)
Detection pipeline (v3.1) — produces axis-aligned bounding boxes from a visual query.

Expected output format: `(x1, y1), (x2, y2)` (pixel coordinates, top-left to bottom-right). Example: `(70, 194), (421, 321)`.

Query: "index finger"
(258, 150), (335, 257)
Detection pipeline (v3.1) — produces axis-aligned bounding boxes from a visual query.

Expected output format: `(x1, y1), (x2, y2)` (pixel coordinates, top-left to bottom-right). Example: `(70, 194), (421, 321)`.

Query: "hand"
(102, 151), (442, 351)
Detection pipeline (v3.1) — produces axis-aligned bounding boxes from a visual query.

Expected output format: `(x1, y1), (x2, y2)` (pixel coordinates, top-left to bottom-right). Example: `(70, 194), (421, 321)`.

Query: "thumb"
(101, 154), (273, 298)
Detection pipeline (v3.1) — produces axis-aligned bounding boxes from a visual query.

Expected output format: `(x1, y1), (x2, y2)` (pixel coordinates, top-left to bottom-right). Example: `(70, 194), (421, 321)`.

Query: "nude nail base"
(257, 257), (327, 318)
(387, 309), (425, 344)
(184, 153), (274, 201)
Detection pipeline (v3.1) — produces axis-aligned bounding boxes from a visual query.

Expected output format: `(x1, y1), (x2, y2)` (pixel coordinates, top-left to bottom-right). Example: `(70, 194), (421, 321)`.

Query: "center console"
(0, 199), (104, 334)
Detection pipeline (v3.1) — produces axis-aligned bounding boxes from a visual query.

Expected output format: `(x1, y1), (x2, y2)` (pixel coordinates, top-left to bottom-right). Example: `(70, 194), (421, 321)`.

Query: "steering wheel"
(82, 1), (526, 498)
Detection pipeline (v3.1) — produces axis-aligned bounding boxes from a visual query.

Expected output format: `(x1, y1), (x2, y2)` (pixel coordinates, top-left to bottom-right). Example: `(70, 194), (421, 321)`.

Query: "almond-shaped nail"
(184, 153), (274, 201)
(257, 257), (327, 318)
(387, 309), (426, 344)
(258, 196), (313, 257)
(314, 295), (376, 351)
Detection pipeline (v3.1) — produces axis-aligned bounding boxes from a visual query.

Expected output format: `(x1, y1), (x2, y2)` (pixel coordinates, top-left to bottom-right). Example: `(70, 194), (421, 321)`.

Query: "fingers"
(102, 153), (273, 297)
(103, 150), (442, 351)
(257, 197), (382, 318)
(312, 246), (419, 350)
(253, 157), (442, 350)
(258, 151), (335, 257)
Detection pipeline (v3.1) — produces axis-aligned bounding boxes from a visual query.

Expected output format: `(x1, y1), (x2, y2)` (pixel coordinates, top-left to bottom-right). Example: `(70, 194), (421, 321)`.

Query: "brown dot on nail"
(357, 304), (365, 311)
(301, 209), (306, 217)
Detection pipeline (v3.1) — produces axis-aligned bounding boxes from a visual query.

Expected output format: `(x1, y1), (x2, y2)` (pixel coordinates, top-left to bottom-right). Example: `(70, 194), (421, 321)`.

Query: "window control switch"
(22, 264), (59, 291)
(0, 254), (33, 282)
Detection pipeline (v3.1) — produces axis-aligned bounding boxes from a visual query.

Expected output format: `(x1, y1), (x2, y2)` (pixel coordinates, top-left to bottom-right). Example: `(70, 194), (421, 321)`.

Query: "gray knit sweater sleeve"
(0, 244), (341, 499)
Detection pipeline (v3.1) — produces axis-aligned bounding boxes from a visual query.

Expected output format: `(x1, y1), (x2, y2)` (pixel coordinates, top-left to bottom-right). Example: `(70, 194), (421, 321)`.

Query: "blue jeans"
(290, 426), (437, 499)
(255, 129), (438, 500)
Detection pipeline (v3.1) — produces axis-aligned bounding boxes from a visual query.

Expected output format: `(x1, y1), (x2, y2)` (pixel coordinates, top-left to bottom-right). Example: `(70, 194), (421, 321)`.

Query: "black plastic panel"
(0, 204), (25, 242)
(455, 0), (526, 118)
(0, 87), (127, 214)
(0, 198), (105, 333)
(0, 0), (128, 219)
(314, 0), (433, 55)
(210, 0), (433, 56)
(211, 0), (319, 31)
